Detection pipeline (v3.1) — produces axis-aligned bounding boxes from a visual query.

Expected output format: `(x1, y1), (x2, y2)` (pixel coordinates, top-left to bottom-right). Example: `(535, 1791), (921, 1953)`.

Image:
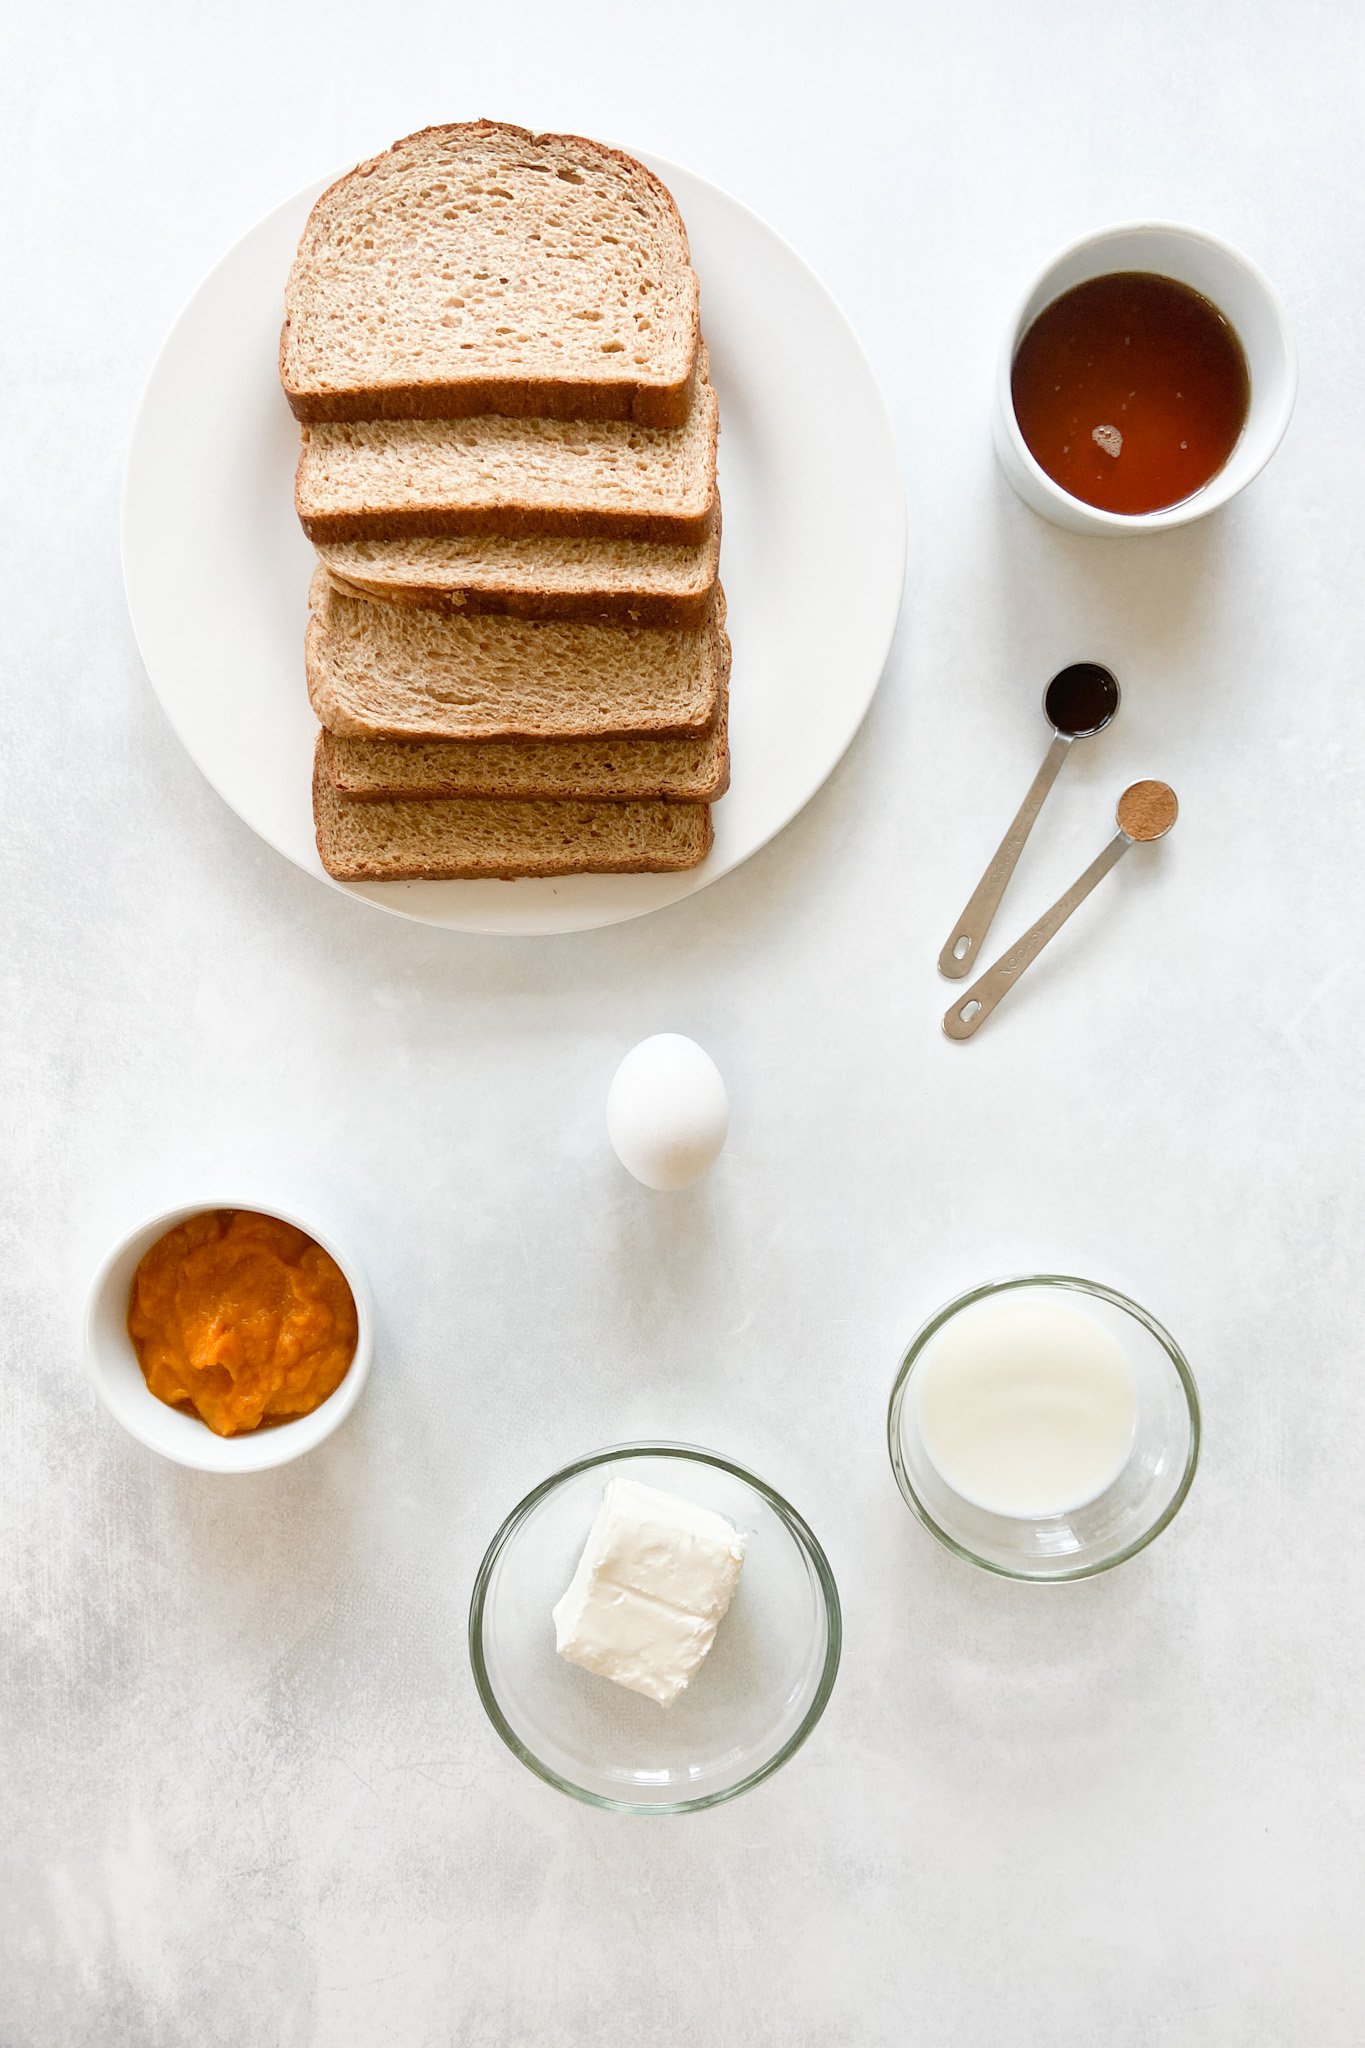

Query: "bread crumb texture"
(283, 123), (698, 408)
(323, 706), (729, 802)
(296, 375), (716, 534)
(317, 519), (720, 624)
(313, 743), (712, 880)
(306, 570), (727, 741)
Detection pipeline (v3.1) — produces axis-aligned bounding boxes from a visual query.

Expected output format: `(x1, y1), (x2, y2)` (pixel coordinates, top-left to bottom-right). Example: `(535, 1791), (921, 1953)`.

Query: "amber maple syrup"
(1011, 272), (1250, 515)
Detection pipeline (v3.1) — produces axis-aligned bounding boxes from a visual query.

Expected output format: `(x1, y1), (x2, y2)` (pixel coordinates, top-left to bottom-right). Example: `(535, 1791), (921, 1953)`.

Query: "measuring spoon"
(942, 780), (1178, 1041)
(938, 663), (1121, 979)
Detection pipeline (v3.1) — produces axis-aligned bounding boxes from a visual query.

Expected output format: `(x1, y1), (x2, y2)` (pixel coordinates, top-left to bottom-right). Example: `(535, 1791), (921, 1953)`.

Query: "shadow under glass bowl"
(888, 1275), (1200, 1582)
(468, 1442), (841, 1815)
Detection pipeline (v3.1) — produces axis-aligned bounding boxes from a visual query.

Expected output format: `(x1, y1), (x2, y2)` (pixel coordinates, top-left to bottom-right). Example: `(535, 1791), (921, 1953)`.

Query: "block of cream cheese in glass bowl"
(552, 1477), (747, 1707)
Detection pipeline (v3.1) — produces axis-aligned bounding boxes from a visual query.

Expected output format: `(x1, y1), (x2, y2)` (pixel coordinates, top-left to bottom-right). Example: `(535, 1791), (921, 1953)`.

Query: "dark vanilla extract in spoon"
(1011, 272), (1250, 514)
(938, 663), (1120, 979)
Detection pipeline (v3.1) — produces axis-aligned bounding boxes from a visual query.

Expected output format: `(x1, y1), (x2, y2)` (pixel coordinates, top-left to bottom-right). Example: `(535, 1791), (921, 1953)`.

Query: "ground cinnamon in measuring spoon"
(1117, 780), (1179, 841)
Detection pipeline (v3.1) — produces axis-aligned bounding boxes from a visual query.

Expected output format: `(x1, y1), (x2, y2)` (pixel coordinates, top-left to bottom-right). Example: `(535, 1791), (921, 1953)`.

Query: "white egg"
(606, 1034), (730, 1191)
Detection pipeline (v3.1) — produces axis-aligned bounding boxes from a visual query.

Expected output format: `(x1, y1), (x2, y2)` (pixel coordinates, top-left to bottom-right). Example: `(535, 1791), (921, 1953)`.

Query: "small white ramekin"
(84, 1198), (373, 1472)
(992, 220), (1296, 534)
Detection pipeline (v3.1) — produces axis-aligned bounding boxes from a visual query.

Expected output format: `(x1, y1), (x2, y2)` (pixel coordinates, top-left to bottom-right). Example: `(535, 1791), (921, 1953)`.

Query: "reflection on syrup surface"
(1011, 271), (1250, 515)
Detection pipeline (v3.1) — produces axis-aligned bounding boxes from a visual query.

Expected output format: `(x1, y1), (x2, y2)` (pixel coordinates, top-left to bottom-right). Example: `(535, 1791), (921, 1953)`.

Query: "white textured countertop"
(5, 2), (1364, 2040)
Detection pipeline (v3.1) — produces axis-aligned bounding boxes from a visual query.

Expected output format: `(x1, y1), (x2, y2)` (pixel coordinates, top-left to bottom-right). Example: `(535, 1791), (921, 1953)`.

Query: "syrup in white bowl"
(913, 1294), (1137, 1520)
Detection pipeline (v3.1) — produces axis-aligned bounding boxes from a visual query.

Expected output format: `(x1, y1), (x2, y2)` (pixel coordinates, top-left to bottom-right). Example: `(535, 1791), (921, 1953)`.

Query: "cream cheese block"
(552, 1477), (746, 1707)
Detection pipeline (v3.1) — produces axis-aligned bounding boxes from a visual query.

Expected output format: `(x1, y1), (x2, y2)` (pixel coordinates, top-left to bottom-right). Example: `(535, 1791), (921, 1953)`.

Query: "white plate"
(122, 151), (905, 936)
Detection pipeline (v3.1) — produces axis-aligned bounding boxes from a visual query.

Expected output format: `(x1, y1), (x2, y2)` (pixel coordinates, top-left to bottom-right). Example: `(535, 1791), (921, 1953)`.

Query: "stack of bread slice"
(280, 122), (728, 882)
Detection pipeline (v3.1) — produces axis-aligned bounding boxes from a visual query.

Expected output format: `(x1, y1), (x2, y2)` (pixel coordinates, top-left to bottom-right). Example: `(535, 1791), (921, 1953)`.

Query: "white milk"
(915, 1293), (1137, 1519)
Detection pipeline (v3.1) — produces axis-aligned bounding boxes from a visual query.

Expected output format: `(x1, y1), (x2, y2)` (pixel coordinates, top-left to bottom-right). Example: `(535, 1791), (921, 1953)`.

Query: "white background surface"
(3, 1), (1363, 2041)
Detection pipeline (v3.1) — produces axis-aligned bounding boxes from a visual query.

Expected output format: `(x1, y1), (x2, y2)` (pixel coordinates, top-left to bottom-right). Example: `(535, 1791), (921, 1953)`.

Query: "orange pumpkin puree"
(127, 1210), (358, 1437)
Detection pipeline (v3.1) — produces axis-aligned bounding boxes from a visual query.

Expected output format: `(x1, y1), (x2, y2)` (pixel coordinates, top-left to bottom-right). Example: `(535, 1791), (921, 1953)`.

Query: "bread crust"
(285, 369), (698, 431)
(317, 507), (722, 628)
(306, 577), (730, 744)
(281, 121), (701, 428)
(320, 712), (731, 805)
(322, 567), (716, 631)
(298, 492), (716, 549)
(313, 741), (713, 880)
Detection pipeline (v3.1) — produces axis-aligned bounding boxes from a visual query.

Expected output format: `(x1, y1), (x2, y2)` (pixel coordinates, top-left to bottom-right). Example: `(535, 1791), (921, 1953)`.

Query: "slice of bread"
(317, 518), (720, 628)
(321, 700), (730, 803)
(307, 570), (728, 743)
(282, 123), (699, 427)
(296, 362), (718, 545)
(314, 743), (712, 880)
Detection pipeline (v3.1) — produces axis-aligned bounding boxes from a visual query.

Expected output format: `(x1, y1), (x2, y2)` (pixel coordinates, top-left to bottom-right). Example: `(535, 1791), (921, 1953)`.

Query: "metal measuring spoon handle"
(938, 732), (1071, 978)
(938, 663), (1121, 980)
(942, 781), (1178, 1041)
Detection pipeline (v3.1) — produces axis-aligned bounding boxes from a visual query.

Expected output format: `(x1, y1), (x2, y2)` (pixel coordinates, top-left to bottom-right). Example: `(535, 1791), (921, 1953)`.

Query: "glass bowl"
(468, 1443), (841, 1814)
(888, 1275), (1199, 1581)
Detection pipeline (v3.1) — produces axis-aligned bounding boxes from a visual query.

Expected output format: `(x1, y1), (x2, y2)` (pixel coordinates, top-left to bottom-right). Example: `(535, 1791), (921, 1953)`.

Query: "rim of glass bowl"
(467, 1440), (843, 1816)
(886, 1274), (1201, 1583)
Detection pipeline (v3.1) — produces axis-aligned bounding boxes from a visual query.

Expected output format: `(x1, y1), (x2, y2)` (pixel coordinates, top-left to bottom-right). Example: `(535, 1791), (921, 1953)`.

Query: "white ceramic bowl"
(84, 1198), (373, 1471)
(993, 220), (1296, 534)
